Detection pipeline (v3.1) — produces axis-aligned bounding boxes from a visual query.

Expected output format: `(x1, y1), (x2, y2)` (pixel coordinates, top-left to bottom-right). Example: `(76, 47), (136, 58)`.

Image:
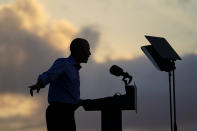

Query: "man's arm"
(28, 59), (67, 96)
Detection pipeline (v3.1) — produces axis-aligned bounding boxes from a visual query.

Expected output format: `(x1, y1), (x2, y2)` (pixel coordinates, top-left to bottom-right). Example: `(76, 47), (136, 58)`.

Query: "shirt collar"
(68, 55), (81, 70)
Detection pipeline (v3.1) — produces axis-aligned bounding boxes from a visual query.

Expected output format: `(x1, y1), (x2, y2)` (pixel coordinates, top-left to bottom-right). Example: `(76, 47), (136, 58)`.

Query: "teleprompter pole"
(173, 70), (177, 131)
(168, 61), (178, 131)
(168, 72), (173, 131)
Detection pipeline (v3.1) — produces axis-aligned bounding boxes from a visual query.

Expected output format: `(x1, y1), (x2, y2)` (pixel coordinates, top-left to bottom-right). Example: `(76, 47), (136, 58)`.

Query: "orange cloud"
(93, 42), (133, 63)
(43, 20), (77, 51)
(95, 53), (133, 63)
(194, 49), (197, 55)
(0, 93), (40, 118)
(0, 0), (77, 55)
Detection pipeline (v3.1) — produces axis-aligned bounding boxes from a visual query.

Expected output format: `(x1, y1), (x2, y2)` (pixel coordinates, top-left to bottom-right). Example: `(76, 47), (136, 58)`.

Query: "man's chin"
(81, 59), (88, 63)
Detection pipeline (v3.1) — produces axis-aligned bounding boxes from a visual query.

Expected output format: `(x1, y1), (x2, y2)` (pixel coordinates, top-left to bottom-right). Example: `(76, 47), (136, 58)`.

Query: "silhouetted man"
(29, 38), (91, 131)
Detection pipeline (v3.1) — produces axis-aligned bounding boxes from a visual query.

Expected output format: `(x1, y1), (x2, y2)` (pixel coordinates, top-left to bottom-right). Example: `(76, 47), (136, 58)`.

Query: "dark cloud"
(0, 27), (62, 94)
(77, 26), (100, 52)
(0, 0), (77, 94)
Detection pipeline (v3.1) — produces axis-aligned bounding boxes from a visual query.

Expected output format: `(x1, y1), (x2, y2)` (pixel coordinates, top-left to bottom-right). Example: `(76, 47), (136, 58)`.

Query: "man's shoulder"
(55, 58), (67, 62)
(54, 57), (72, 66)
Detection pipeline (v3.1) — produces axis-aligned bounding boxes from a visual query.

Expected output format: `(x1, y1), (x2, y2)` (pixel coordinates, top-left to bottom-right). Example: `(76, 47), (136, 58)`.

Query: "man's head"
(70, 38), (91, 63)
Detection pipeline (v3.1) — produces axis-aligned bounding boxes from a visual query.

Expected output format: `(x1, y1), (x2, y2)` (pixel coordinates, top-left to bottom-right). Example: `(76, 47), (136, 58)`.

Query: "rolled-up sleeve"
(38, 59), (67, 87)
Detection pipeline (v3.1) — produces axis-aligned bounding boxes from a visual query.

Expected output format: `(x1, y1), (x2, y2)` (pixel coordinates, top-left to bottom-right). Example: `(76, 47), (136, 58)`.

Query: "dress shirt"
(38, 55), (81, 104)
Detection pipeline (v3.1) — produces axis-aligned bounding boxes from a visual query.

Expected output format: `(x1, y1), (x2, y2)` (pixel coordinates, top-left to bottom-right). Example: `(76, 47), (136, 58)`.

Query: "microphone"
(110, 65), (124, 76)
(109, 65), (132, 80)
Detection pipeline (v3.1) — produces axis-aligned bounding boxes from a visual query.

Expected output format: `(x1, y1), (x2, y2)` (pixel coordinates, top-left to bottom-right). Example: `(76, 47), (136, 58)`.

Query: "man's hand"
(28, 80), (43, 96)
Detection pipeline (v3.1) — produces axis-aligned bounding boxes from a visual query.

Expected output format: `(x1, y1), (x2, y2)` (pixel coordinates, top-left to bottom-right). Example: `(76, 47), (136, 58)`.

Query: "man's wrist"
(37, 80), (44, 88)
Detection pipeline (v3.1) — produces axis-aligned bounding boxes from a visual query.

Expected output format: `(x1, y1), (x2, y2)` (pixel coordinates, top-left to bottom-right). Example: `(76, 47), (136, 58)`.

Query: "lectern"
(83, 66), (137, 131)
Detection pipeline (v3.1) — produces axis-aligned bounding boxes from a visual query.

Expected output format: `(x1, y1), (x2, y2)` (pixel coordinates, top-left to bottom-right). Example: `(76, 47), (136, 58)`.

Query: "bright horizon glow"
(0, 93), (40, 118)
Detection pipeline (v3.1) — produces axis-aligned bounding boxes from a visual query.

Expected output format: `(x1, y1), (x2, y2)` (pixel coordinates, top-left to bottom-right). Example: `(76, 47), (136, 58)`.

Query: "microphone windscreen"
(109, 65), (123, 76)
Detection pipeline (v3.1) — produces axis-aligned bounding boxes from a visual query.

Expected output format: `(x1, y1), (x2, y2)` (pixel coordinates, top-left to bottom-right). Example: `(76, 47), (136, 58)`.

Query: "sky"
(0, 0), (196, 131)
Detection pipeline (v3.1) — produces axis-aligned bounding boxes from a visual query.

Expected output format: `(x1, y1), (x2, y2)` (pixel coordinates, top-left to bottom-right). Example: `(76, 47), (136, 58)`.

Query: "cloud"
(0, 93), (40, 118)
(93, 42), (133, 63)
(0, 0), (77, 52)
(77, 26), (100, 52)
(76, 26), (133, 63)
(0, 93), (46, 131)
(194, 49), (197, 54)
(0, 0), (77, 93)
(176, 0), (191, 4)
